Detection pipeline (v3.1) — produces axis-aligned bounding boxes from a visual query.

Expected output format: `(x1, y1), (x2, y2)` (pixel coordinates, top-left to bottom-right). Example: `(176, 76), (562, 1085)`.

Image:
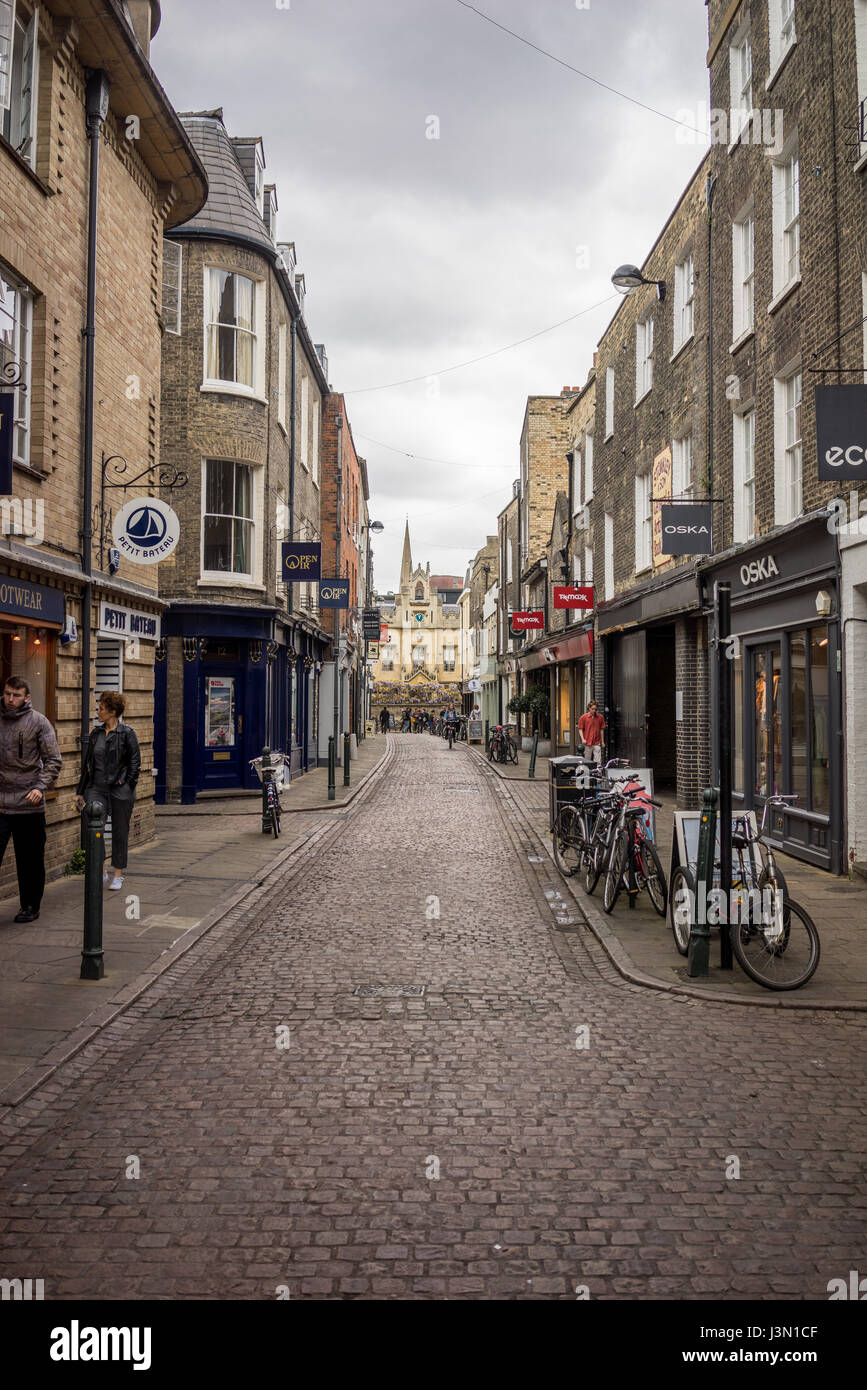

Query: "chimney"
(124, 0), (161, 61)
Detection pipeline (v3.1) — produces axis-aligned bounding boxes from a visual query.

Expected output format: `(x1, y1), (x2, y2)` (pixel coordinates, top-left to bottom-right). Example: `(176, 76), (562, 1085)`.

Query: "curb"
(0, 739), (396, 1108)
(467, 746), (866, 1014)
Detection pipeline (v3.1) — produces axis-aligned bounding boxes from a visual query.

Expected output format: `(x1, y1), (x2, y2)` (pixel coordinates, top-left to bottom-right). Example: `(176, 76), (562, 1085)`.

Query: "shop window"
(790, 632), (807, 802)
(811, 629), (830, 813)
(0, 621), (54, 722)
(94, 638), (123, 718)
(733, 648), (744, 793)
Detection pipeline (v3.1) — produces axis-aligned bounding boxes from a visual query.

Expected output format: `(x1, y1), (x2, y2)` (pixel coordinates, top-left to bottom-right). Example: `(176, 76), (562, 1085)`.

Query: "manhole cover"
(353, 985), (426, 998)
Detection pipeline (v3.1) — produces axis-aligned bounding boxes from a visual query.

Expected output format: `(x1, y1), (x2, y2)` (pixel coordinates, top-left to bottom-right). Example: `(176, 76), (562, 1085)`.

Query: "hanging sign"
(319, 578), (350, 608)
(553, 584), (594, 609)
(112, 496), (179, 564)
(652, 445), (672, 565)
(815, 385), (867, 480)
(379, 623), (389, 642)
(362, 607), (381, 640)
(512, 610), (544, 631)
(660, 501), (713, 554)
(0, 391), (14, 494)
(281, 541), (322, 580)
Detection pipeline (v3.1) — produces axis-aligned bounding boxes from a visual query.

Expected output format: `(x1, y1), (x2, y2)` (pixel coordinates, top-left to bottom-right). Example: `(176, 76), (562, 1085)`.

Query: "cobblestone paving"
(0, 735), (865, 1300)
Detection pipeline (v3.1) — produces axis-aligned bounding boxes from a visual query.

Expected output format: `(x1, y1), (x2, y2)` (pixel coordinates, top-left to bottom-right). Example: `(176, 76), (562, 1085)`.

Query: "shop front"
(700, 514), (842, 873)
(0, 573), (65, 721)
(518, 628), (593, 755)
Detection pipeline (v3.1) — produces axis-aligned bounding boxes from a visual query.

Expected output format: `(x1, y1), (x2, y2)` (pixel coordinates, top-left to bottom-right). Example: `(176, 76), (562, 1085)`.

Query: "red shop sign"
(553, 584), (594, 609)
(512, 610), (544, 630)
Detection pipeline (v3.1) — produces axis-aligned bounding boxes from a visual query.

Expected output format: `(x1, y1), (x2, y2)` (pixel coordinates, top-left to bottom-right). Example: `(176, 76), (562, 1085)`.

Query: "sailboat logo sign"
(112, 496), (180, 564)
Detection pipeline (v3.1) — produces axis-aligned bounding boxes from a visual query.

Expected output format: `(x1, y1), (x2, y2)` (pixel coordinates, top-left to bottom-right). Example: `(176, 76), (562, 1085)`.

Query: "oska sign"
(816, 385), (867, 480)
(660, 501), (713, 555)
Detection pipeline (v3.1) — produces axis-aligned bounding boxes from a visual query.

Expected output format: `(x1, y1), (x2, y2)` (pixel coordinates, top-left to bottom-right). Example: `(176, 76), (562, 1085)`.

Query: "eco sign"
(112, 497), (180, 565)
(816, 385), (867, 481)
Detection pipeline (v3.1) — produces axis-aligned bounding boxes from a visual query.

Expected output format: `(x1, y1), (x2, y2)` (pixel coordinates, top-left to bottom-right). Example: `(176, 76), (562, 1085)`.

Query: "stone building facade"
(369, 524), (463, 713)
(0, 0), (206, 888)
(154, 109), (329, 801)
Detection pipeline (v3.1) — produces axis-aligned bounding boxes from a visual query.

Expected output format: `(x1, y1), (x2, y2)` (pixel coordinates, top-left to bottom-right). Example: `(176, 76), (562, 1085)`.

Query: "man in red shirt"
(577, 700), (606, 765)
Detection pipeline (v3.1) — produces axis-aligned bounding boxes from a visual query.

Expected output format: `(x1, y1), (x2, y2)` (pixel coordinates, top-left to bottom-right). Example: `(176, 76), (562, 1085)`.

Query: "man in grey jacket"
(0, 676), (63, 922)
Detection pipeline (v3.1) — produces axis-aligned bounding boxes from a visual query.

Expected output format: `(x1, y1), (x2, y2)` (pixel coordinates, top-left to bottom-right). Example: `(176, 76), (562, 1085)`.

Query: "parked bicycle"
(670, 793), (818, 990)
(488, 724), (518, 764)
(551, 758), (627, 880)
(250, 752), (286, 839)
(601, 776), (667, 916)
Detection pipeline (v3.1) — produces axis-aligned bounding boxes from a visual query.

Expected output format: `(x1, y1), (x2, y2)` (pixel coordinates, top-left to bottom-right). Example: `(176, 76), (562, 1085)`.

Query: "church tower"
(399, 520), (413, 594)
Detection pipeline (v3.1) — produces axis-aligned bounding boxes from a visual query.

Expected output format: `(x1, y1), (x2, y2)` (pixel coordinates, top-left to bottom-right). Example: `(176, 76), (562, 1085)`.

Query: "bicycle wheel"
(553, 806), (583, 877)
(583, 831), (606, 895)
(636, 838), (667, 917)
(602, 828), (628, 913)
(669, 865), (694, 956)
(506, 737), (518, 764)
(487, 740), (497, 762)
(730, 896), (820, 990)
(271, 803), (280, 839)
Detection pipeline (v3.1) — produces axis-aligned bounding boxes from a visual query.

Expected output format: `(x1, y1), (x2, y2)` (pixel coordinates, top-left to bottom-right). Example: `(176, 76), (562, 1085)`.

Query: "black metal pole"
(327, 734), (335, 801)
(717, 581), (733, 969)
(343, 731), (351, 787)
(260, 746), (271, 834)
(80, 797), (106, 979)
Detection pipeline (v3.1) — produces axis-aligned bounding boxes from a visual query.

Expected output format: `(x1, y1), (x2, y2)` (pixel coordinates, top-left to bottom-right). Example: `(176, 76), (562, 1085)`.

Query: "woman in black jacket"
(74, 691), (141, 890)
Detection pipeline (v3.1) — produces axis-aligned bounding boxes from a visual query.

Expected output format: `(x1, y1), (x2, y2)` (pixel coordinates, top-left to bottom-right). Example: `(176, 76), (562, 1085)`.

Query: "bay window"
(204, 269), (263, 393)
(202, 459), (254, 577)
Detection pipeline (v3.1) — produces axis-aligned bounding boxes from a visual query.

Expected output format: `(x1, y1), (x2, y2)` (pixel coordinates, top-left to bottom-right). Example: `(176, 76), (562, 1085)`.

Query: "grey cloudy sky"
(152, 0), (711, 590)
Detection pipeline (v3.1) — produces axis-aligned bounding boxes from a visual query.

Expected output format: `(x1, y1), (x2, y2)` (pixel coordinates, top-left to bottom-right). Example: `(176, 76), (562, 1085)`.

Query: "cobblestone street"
(1, 735), (865, 1301)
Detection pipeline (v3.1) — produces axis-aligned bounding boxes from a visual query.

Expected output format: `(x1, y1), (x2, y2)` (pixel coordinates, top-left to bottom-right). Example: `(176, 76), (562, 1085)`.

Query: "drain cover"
(353, 984), (426, 998)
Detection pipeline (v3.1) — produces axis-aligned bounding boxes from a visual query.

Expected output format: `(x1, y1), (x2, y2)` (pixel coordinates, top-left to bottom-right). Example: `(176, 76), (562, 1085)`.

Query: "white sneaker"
(109, 875), (124, 891)
(102, 871), (109, 884)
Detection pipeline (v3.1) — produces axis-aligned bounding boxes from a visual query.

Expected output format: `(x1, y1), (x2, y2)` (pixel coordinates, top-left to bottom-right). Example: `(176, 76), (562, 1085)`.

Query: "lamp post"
(359, 520), (384, 733)
(611, 264), (667, 301)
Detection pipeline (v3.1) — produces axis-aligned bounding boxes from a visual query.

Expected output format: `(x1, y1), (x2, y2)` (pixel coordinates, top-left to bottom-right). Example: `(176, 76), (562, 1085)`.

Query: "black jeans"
(85, 785), (134, 871)
(0, 812), (46, 910)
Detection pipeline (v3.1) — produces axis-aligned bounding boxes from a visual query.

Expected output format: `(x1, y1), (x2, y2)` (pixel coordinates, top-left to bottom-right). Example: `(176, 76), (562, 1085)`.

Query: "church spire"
(400, 518), (412, 589)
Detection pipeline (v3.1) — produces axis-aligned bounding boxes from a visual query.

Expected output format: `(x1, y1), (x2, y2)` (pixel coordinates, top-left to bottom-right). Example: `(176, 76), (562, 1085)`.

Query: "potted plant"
(507, 692), (534, 750)
(527, 686), (552, 755)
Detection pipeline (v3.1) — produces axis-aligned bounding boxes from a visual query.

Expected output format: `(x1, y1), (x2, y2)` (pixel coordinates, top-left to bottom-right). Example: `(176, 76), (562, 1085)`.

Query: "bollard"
(484, 719), (489, 752)
(343, 732), (351, 787)
(328, 735), (336, 801)
(688, 786), (717, 977)
(260, 747), (272, 834)
(528, 730), (539, 779)
(80, 798), (106, 980)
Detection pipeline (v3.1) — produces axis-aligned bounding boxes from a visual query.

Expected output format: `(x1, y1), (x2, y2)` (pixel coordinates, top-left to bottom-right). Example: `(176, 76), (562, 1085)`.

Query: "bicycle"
(552, 758), (624, 879)
(729, 795), (818, 989)
(602, 777), (667, 917)
(250, 752), (286, 839)
(488, 724), (518, 764)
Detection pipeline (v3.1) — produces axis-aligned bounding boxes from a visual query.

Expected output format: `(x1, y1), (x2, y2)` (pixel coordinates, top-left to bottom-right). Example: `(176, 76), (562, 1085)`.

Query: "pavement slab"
(0, 733), (864, 1301)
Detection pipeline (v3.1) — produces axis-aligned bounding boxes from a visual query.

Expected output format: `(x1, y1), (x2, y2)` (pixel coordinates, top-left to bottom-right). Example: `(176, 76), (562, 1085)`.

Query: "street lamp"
(611, 263), (666, 301)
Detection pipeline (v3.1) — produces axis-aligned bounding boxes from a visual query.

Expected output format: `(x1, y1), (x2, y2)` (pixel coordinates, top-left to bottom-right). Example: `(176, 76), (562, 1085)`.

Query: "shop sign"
(739, 555), (779, 588)
(97, 600), (160, 642)
(660, 501), (713, 555)
(652, 446), (672, 566)
(0, 391), (14, 494)
(553, 584), (594, 609)
(379, 623), (389, 642)
(467, 678), (482, 692)
(319, 578), (350, 608)
(281, 541), (321, 580)
(112, 497), (179, 564)
(0, 576), (63, 624)
(815, 385), (867, 481)
(512, 610), (544, 630)
(362, 607), (381, 640)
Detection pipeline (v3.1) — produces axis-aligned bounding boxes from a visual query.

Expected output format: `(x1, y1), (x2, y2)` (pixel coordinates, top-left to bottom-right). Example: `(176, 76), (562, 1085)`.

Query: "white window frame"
(584, 431), (594, 502)
(673, 254), (694, 352)
(162, 240), (182, 336)
(771, 138), (799, 301)
(200, 458), (262, 585)
(729, 29), (753, 144)
(299, 371), (309, 469)
(635, 315), (654, 402)
(572, 552), (581, 584)
(277, 321), (287, 430)
(634, 473), (652, 573)
(605, 366), (615, 439)
(203, 268), (265, 398)
(733, 409), (756, 544)
(673, 434), (694, 500)
(584, 546), (593, 586)
(604, 512), (614, 599)
(732, 205), (755, 342)
(571, 446), (582, 516)
(311, 394), (320, 487)
(0, 265), (31, 466)
(1, 3), (38, 170)
(856, 0), (867, 163)
(768, 0), (796, 79)
(774, 366), (802, 525)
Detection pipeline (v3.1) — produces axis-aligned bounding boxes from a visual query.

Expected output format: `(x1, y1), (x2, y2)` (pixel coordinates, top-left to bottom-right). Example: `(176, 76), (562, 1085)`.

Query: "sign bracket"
(98, 452), (188, 569)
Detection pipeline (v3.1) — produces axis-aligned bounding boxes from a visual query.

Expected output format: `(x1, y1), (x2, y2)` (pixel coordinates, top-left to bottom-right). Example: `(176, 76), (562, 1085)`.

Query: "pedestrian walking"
(379, 706), (390, 734)
(74, 691), (140, 892)
(0, 675), (63, 922)
(577, 699), (606, 766)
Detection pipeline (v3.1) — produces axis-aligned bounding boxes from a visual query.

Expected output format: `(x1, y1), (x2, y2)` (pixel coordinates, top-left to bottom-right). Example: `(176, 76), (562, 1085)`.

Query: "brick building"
(495, 489), (520, 722)
(154, 109), (329, 801)
(0, 0), (206, 886)
(467, 536), (498, 729)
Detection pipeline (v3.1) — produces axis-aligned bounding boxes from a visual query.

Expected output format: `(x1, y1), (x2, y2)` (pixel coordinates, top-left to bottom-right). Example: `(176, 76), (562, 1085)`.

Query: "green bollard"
(485, 719), (489, 752)
(260, 746), (272, 834)
(80, 798), (106, 980)
(328, 736), (336, 801)
(688, 786), (717, 977)
(343, 732), (351, 787)
(528, 730), (539, 779)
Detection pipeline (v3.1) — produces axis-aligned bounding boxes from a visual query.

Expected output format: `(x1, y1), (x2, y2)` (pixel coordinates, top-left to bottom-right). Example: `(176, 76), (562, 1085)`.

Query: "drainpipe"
(79, 71), (110, 759)
(332, 412), (343, 751)
(287, 316), (296, 763)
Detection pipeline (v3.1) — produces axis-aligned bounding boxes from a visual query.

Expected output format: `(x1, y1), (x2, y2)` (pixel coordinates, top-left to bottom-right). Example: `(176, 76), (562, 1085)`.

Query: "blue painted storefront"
(154, 603), (326, 804)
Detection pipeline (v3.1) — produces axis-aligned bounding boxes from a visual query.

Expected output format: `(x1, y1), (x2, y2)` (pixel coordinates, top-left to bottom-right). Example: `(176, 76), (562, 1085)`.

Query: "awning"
(519, 629), (593, 671)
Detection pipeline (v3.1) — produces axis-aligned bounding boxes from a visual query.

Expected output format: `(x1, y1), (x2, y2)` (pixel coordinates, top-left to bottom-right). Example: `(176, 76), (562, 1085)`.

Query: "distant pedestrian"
(74, 692), (140, 892)
(401, 710), (410, 732)
(0, 676), (62, 922)
(379, 706), (390, 734)
(578, 700), (606, 766)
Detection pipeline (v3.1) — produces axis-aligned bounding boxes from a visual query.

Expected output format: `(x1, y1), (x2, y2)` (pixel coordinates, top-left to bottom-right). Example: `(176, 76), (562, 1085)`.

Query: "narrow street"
(0, 736), (865, 1301)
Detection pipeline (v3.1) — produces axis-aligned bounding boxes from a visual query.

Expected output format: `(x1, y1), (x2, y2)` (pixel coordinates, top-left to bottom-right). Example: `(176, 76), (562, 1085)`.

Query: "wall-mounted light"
(33, 628), (45, 647)
(815, 589), (832, 617)
(611, 264), (666, 302)
(12, 626), (24, 643)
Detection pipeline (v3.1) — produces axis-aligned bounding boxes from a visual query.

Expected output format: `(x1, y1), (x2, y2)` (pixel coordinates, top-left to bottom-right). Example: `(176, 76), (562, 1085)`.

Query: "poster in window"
(206, 676), (235, 747)
(652, 445), (672, 566)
